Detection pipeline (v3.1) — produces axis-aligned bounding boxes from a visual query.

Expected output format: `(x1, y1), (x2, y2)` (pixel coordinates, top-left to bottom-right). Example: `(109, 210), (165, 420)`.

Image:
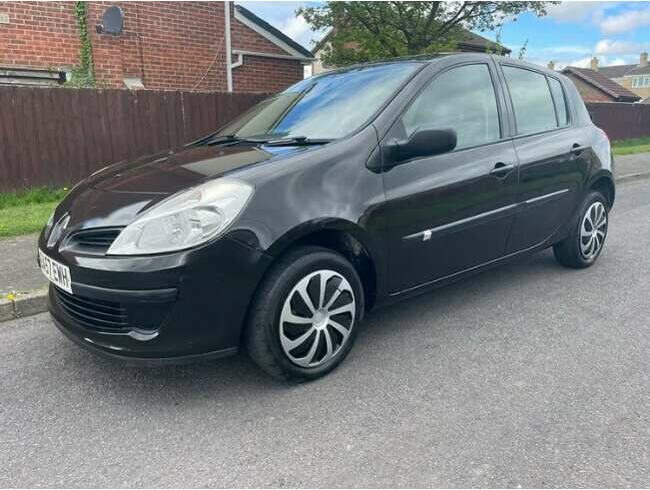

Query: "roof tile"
(562, 66), (641, 102)
(598, 64), (636, 79)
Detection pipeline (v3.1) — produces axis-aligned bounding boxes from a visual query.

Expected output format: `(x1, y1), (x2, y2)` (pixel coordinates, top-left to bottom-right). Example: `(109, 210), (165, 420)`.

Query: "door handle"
(571, 143), (587, 156)
(489, 162), (514, 178)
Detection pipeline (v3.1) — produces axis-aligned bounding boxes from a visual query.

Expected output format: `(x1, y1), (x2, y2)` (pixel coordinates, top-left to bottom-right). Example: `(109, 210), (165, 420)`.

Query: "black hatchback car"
(39, 54), (614, 380)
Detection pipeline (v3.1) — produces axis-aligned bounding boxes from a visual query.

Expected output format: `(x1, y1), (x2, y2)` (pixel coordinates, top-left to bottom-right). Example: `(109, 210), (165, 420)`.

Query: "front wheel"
(554, 191), (609, 268)
(245, 246), (364, 382)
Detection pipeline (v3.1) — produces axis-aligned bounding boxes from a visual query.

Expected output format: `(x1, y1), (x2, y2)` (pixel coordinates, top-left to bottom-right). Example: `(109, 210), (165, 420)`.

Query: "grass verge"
(0, 188), (67, 238)
(612, 137), (650, 156)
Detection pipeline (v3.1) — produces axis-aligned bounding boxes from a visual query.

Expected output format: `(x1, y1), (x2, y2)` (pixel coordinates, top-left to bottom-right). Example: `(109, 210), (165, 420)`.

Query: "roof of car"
(327, 53), (552, 71)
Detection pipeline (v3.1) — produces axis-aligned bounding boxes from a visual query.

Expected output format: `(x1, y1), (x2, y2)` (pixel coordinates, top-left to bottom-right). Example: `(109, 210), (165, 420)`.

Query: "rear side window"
(547, 77), (569, 126)
(401, 64), (500, 149)
(503, 66), (557, 135)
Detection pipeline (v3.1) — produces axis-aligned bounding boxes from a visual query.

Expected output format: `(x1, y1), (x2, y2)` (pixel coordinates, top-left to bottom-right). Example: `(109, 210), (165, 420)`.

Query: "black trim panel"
(71, 282), (178, 304)
(52, 315), (238, 366)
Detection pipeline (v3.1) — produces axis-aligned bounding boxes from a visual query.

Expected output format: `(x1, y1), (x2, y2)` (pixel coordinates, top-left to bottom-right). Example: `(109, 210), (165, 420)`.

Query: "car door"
(498, 64), (591, 253)
(379, 61), (519, 293)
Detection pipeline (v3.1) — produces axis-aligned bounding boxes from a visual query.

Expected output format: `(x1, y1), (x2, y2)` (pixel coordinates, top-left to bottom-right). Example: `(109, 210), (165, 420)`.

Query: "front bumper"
(43, 234), (273, 363)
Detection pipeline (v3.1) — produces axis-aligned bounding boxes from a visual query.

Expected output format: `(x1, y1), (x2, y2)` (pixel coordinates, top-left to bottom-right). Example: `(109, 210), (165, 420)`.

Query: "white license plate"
(38, 249), (73, 294)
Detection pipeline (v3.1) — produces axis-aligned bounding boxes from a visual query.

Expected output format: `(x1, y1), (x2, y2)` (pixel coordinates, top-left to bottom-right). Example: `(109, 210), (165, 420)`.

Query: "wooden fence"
(586, 102), (650, 141)
(0, 87), (269, 191)
(1, 89), (649, 192)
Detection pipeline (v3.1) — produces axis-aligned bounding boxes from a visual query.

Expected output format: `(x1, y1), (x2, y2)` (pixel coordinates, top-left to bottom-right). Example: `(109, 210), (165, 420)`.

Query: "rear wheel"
(245, 246), (364, 381)
(554, 191), (608, 268)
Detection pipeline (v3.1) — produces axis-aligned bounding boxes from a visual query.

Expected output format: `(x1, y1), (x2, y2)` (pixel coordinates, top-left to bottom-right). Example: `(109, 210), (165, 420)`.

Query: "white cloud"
(542, 45), (591, 55)
(547, 2), (606, 22)
(279, 15), (313, 47)
(594, 39), (642, 55)
(599, 6), (650, 34)
(561, 56), (593, 69)
(542, 39), (645, 70)
(555, 53), (641, 70)
(238, 1), (326, 49)
(526, 58), (551, 68)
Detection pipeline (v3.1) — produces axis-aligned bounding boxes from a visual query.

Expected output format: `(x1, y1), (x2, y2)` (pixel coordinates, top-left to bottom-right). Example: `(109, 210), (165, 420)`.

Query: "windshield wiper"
(204, 134), (241, 145)
(262, 136), (333, 146)
(202, 134), (332, 147)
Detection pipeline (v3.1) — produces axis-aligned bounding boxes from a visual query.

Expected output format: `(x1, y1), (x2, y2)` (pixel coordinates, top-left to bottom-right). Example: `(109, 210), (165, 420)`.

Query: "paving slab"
(0, 233), (41, 297)
(616, 151), (650, 180)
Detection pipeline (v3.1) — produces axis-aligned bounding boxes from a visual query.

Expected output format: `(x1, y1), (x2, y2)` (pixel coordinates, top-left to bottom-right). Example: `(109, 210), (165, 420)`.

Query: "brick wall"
(86, 1), (229, 91)
(0, 1), (304, 92)
(230, 9), (286, 56)
(0, 2), (80, 69)
(234, 55), (303, 92)
(564, 73), (615, 102)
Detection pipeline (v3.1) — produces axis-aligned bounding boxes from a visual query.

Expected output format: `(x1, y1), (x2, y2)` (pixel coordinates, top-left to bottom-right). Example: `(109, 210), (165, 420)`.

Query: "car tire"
(553, 191), (609, 268)
(244, 245), (364, 382)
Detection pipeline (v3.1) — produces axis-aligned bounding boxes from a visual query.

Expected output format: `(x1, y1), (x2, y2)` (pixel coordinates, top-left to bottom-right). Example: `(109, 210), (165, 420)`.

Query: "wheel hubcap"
(580, 201), (607, 260)
(279, 269), (356, 368)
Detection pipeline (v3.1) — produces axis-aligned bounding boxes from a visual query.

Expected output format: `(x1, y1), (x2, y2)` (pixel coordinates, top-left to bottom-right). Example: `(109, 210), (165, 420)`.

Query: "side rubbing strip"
(403, 203), (518, 242)
(403, 189), (571, 243)
(524, 188), (570, 205)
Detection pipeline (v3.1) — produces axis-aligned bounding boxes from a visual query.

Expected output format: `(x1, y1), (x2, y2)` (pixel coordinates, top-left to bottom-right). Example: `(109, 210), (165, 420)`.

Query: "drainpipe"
(224, 1), (233, 92)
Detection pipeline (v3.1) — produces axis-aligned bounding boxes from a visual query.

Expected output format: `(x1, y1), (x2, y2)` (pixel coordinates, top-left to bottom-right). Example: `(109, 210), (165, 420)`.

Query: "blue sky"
(239, 1), (650, 69)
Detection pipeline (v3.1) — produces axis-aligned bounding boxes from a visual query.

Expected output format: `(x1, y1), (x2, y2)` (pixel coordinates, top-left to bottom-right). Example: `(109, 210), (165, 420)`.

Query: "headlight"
(107, 178), (253, 255)
(45, 210), (55, 232)
(43, 209), (56, 241)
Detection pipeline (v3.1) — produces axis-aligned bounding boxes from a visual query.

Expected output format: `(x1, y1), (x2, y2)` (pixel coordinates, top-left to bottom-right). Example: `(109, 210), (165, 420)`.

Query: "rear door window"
(502, 66), (558, 135)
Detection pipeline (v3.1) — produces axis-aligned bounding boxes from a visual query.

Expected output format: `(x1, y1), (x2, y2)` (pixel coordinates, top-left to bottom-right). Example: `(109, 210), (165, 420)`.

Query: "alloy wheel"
(279, 269), (356, 368)
(580, 201), (607, 260)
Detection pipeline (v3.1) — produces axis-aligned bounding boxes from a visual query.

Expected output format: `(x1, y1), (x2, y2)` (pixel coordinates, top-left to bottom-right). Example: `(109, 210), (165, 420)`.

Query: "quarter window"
(401, 64), (500, 149)
(503, 66), (558, 135)
(547, 77), (569, 126)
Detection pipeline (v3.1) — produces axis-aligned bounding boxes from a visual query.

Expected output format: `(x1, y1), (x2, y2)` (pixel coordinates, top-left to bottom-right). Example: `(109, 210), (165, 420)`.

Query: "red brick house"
(0, 2), (313, 92)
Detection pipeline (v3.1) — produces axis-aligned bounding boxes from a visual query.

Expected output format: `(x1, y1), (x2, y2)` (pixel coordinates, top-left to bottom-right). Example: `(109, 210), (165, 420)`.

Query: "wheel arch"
(588, 172), (616, 209)
(265, 219), (382, 310)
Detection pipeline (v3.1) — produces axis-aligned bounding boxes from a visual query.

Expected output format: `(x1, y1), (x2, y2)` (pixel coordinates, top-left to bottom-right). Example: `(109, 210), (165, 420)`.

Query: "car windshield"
(215, 62), (421, 142)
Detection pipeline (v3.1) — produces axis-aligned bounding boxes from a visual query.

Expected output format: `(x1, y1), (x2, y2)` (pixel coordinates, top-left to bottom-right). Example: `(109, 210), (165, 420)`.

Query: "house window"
(632, 76), (650, 88)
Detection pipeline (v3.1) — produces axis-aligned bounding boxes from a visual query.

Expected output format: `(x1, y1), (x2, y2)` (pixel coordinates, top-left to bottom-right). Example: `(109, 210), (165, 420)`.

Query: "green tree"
(299, 1), (557, 66)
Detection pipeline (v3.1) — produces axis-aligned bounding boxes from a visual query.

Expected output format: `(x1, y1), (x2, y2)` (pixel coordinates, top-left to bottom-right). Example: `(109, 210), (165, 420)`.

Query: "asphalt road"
(1, 180), (648, 488)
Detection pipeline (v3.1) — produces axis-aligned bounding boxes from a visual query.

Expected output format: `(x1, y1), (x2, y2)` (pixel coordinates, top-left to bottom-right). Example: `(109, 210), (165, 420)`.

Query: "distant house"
(597, 52), (650, 100)
(560, 65), (641, 103)
(310, 28), (510, 76)
(0, 2), (313, 92)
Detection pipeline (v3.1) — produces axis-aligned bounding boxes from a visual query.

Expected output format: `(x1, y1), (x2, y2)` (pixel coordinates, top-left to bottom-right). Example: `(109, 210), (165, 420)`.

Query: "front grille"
(54, 287), (129, 332)
(68, 228), (122, 249)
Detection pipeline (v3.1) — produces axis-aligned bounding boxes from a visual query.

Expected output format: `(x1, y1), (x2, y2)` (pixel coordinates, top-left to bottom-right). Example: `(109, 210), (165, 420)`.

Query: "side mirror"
(388, 127), (457, 165)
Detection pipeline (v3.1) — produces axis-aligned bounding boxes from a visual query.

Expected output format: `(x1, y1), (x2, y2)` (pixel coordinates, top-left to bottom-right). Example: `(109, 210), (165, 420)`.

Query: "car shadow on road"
(52, 248), (569, 402)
